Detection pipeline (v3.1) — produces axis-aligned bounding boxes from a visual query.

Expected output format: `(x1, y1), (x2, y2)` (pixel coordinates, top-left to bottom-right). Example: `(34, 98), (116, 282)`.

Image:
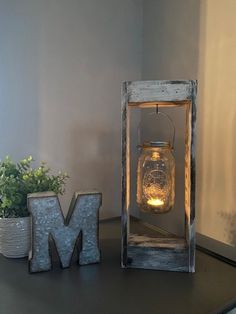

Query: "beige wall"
(197, 0), (236, 246)
(0, 0), (142, 217)
(142, 0), (236, 246)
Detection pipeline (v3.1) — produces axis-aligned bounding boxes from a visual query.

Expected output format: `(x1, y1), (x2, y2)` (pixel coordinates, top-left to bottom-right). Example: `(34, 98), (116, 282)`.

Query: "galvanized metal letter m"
(27, 191), (101, 273)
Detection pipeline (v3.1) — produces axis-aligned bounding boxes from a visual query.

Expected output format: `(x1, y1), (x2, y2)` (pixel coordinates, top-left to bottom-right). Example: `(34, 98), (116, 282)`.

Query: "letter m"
(27, 191), (102, 273)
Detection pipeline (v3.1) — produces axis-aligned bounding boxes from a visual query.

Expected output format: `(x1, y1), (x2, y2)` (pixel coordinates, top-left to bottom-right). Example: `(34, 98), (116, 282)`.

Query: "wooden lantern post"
(121, 80), (197, 272)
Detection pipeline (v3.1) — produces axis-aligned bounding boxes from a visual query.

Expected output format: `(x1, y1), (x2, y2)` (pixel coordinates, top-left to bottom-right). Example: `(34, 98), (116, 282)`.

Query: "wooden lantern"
(121, 80), (197, 272)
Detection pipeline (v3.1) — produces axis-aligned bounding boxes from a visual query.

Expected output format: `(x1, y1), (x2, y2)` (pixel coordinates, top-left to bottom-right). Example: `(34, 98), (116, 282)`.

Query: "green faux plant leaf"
(0, 156), (69, 218)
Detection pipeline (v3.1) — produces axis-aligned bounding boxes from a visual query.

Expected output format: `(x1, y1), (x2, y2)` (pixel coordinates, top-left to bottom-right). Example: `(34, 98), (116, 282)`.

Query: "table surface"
(0, 218), (236, 314)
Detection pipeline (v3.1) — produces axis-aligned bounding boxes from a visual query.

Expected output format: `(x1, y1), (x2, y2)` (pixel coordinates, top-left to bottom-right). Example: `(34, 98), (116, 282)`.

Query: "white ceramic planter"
(0, 216), (31, 258)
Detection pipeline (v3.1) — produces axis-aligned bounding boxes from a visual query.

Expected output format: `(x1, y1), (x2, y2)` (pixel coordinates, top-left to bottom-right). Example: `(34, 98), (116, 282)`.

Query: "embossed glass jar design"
(137, 141), (175, 214)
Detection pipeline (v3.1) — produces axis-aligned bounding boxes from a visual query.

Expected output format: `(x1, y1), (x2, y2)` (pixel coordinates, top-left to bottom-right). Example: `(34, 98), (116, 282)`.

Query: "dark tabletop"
(0, 218), (236, 314)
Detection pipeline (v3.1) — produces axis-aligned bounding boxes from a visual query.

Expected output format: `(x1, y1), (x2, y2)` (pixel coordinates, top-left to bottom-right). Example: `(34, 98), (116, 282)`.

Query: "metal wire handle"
(137, 105), (176, 149)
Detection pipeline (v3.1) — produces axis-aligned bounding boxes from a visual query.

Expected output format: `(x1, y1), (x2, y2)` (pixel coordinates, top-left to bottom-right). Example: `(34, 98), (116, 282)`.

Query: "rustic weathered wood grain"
(121, 82), (129, 268)
(184, 81), (197, 273)
(189, 81), (197, 272)
(128, 100), (188, 108)
(129, 234), (187, 249)
(127, 80), (193, 102)
(127, 246), (189, 272)
(121, 80), (197, 272)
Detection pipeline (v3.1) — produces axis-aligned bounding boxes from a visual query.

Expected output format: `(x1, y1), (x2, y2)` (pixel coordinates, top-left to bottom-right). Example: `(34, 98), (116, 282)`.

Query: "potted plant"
(0, 156), (68, 258)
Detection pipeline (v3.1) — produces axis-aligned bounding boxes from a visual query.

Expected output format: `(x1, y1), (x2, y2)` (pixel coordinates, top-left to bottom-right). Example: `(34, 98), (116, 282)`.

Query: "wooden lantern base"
(127, 233), (189, 272)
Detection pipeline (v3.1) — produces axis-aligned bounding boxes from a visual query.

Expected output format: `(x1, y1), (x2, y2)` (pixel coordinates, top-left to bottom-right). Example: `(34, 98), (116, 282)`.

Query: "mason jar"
(137, 141), (175, 214)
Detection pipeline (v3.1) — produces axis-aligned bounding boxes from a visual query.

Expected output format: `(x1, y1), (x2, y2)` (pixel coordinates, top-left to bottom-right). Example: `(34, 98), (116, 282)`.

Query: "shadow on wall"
(65, 122), (121, 218)
(142, 0), (201, 80)
(141, 0), (200, 236)
(217, 107), (236, 247)
(219, 211), (236, 247)
(143, 0), (236, 246)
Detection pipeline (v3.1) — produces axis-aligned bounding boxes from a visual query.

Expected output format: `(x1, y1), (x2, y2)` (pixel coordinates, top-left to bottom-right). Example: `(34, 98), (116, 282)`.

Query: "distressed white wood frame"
(121, 80), (197, 272)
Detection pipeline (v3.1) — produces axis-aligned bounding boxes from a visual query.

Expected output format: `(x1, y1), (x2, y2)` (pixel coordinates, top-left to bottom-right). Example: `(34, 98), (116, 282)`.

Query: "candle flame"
(147, 198), (164, 207)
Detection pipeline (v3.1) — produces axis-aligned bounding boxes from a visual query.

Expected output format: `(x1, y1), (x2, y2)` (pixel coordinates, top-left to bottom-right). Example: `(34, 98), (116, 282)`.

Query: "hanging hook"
(137, 104), (176, 150)
(150, 106), (176, 149)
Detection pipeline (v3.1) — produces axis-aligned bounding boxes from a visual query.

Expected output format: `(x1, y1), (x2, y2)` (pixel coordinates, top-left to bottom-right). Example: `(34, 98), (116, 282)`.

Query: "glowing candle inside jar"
(147, 198), (164, 207)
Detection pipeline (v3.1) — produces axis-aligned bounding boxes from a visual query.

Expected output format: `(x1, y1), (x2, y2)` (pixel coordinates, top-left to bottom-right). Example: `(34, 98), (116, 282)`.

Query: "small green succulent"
(0, 156), (68, 218)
